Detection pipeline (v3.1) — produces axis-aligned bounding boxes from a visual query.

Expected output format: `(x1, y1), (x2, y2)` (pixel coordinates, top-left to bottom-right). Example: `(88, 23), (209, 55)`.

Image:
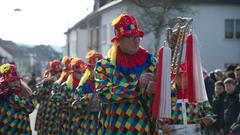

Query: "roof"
(64, 0), (123, 34)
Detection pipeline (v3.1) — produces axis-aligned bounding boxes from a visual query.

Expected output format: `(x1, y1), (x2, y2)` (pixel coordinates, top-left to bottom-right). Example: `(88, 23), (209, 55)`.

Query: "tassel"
(186, 34), (208, 102)
(153, 46), (172, 119)
(186, 34), (195, 102)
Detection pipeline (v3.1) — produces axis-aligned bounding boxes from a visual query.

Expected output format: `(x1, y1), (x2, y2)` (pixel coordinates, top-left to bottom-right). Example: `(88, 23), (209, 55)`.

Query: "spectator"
(209, 71), (217, 82)
(223, 78), (240, 134)
(229, 113), (240, 135)
(203, 68), (215, 103)
(214, 69), (225, 81)
(234, 66), (240, 93)
(207, 81), (226, 135)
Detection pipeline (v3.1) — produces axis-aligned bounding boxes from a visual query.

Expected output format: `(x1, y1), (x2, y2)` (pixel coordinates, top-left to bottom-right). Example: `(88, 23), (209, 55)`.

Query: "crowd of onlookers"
(203, 64), (240, 135)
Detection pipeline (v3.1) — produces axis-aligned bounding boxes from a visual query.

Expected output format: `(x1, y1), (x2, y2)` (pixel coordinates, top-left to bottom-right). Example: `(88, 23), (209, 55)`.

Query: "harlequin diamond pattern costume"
(95, 14), (157, 134)
(34, 59), (62, 134)
(73, 50), (103, 135)
(52, 58), (87, 134)
(0, 64), (36, 134)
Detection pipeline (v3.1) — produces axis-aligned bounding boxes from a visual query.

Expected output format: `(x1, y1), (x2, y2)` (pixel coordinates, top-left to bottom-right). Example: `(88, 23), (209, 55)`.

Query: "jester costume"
(74, 50), (103, 135)
(34, 80), (54, 133)
(75, 78), (99, 135)
(0, 64), (37, 134)
(34, 60), (62, 134)
(95, 46), (157, 134)
(50, 56), (72, 134)
(0, 95), (36, 134)
(59, 75), (81, 134)
(52, 58), (86, 134)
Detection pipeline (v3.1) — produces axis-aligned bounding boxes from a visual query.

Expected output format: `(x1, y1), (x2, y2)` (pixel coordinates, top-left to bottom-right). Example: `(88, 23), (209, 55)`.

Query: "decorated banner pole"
(152, 43), (172, 120)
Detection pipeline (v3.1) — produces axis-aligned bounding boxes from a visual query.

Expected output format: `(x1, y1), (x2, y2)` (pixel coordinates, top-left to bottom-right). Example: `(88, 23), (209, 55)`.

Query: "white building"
(64, 0), (240, 71)
(0, 46), (13, 62)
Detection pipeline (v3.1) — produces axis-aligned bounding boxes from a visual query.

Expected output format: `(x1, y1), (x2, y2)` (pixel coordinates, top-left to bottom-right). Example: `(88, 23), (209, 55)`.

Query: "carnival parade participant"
(163, 63), (212, 135)
(0, 63), (36, 134)
(34, 59), (62, 134)
(74, 50), (103, 134)
(158, 22), (212, 134)
(222, 78), (239, 134)
(95, 14), (157, 134)
(50, 56), (72, 134)
(53, 57), (86, 134)
(54, 56), (72, 87)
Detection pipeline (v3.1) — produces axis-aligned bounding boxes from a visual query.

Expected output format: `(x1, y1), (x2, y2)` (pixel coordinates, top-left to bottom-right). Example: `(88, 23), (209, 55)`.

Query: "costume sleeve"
(50, 82), (63, 102)
(35, 81), (52, 103)
(74, 79), (95, 100)
(8, 95), (37, 114)
(51, 83), (70, 102)
(95, 60), (141, 103)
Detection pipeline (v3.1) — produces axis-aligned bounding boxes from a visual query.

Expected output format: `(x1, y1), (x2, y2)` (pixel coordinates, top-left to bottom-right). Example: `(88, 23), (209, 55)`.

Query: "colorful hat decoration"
(70, 58), (86, 73)
(86, 50), (103, 66)
(61, 56), (72, 71)
(43, 60), (62, 78)
(78, 50), (103, 86)
(0, 64), (22, 82)
(55, 57), (72, 84)
(62, 56), (71, 65)
(49, 59), (62, 72)
(111, 14), (144, 42)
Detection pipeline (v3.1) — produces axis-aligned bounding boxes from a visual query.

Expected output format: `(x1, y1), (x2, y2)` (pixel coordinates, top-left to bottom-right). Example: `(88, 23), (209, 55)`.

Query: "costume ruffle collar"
(116, 46), (152, 74)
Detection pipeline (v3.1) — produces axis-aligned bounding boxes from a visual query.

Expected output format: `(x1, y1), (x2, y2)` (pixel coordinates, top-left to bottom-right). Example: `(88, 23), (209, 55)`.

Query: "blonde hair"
(109, 41), (118, 66)
(79, 67), (91, 86)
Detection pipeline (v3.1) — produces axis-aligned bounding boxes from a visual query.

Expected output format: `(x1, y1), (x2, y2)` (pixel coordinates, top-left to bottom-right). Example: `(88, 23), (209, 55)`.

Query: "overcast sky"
(0, 0), (94, 47)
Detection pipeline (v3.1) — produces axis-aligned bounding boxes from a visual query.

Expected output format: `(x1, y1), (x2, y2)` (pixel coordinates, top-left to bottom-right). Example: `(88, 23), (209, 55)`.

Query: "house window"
(225, 19), (240, 39)
(99, 0), (108, 7)
(236, 19), (240, 39)
(225, 19), (234, 39)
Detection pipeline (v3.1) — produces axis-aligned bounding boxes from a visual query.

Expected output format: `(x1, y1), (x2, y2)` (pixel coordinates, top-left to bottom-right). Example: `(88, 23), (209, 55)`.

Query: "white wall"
(100, 3), (127, 56)
(62, 45), (68, 57)
(77, 28), (88, 61)
(69, 30), (77, 57)
(186, 4), (240, 71)
(68, 1), (240, 72)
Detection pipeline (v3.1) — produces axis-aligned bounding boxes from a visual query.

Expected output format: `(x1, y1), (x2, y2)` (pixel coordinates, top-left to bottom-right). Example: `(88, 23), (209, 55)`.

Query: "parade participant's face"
(215, 84), (225, 96)
(9, 79), (21, 89)
(74, 70), (84, 80)
(118, 35), (142, 55)
(235, 70), (240, 81)
(224, 83), (235, 94)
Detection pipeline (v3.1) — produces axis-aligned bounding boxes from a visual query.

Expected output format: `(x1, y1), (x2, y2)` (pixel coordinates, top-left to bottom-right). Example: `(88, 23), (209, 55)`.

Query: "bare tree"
(128, 0), (189, 56)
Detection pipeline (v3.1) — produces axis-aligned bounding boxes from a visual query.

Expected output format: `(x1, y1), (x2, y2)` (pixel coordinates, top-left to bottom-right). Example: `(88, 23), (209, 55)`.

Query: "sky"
(0, 0), (94, 47)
